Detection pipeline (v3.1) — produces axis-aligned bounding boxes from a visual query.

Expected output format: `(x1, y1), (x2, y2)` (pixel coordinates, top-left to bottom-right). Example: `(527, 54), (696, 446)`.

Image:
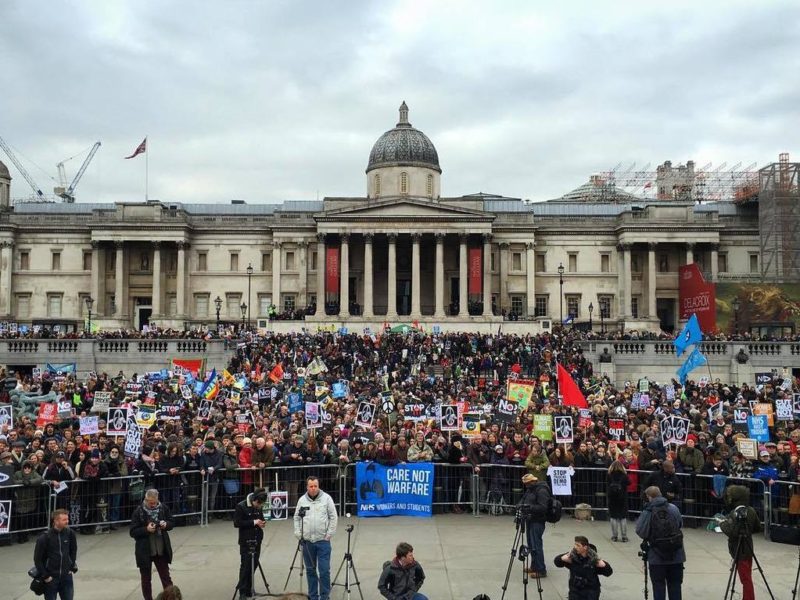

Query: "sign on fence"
(269, 491), (288, 520)
(0, 500), (10, 534)
(356, 462), (433, 518)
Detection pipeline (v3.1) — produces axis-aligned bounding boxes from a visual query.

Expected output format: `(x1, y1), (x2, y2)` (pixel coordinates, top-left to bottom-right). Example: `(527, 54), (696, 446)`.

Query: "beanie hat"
(90, 449), (101, 459)
(204, 440), (216, 449)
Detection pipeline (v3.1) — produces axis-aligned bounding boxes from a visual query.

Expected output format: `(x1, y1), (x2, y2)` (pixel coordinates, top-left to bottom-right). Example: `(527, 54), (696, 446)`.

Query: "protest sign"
(356, 462), (433, 518)
(0, 404), (14, 430)
(736, 438), (758, 460)
(578, 409), (593, 429)
(235, 414), (251, 434)
(332, 381), (349, 399)
(794, 393), (800, 415)
(776, 398), (793, 421)
(124, 410), (142, 458)
(180, 385), (193, 400)
(755, 372), (772, 391)
(198, 401), (212, 419)
(0, 465), (14, 486)
(554, 416), (574, 444)
(547, 465), (575, 496)
(57, 401), (72, 418)
(380, 392), (395, 414)
(356, 402), (376, 428)
(608, 418), (625, 441)
(320, 405), (333, 426)
(438, 404), (459, 431)
(107, 408), (128, 436)
(288, 392), (303, 414)
(507, 380), (535, 409)
(494, 397), (517, 424)
(36, 403), (58, 428)
(92, 391), (112, 413)
(753, 402), (774, 427)
(79, 416), (99, 435)
(533, 414), (553, 441)
(747, 415), (770, 442)
(0, 500), (10, 534)
(269, 491), (288, 520)
(136, 407), (157, 429)
(462, 413), (482, 439)
(305, 402), (322, 429)
(403, 403), (426, 422)
(733, 407), (750, 432)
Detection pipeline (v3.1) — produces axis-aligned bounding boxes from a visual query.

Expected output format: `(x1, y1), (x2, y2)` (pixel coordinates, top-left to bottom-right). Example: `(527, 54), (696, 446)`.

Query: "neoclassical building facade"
(0, 104), (765, 333)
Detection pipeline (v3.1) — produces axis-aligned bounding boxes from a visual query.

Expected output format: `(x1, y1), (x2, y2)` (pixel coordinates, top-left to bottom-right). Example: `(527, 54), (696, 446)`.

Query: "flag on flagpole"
(125, 138), (147, 159)
(673, 313), (703, 357)
(198, 368), (217, 397)
(677, 347), (707, 385)
(557, 363), (589, 408)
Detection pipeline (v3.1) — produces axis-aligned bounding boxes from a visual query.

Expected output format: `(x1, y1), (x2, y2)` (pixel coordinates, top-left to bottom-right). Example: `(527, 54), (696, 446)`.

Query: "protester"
(378, 541), (427, 600)
(520, 473), (551, 579)
(130, 489), (175, 600)
(606, 460), (630, 542)
(294, 476), (338, 600)
(553, 535), (613, 600)
(636, 486), (685, 600)
(34, 509), (78, 600)
(233, 488), (268, 600)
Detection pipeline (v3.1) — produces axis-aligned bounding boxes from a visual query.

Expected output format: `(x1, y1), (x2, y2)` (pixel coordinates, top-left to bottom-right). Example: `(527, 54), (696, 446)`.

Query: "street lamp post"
(600, 301), (605, 335)
(214, 296), (222, 332)
(85, 296), (94, 334)
(557, 262), (564, 328)
(588, 301), (594, 332)
(732, 297), (741, 335)
(246, 263), (253, 330)
(240, 302), (247, 332)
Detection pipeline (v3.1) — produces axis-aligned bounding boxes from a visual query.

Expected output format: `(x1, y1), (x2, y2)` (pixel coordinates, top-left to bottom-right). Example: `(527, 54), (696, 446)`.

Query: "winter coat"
(34, 526), (77, 580)
(251, 444), (274, 468)
(378, 558), (426, 600)
(222, 453), (241, 480)
(525, 451), (550, 482)
(635, 496), (685, 565)
(199, 449), (224, 480)
(607, 471), (630, 519)
(553, 547), (613, 600)
(234, 492), (265, 546)
(646, 470), (683, 502)
(103, 456), (128, 494)
(719, 485), (761, 560)
(293, 489), (337, 543)
(13, 469), (44, 513)
(238, 446), (253, 485)
(129, 501), (175, 569)
(407, 442), (433, 463)
(677, 447), (705, 473)
(520, 481), (551, 523)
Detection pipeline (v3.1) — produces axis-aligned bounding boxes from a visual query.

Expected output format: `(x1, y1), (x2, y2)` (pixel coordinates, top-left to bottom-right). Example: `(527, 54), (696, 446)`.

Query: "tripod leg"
(750, 552), (777, 600)
(500, 524), (524, 600)
(283, 541), (303, 590)
(793, 548), (800, 600)
(257, 562), (270, 593)
(349, 560), (365, 600)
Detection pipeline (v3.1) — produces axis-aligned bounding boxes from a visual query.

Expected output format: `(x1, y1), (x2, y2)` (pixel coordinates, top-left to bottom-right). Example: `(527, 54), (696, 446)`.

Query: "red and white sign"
(325, 247), (340, 296)
(468, 248), (482, 296)
(678, 263), (716, 333)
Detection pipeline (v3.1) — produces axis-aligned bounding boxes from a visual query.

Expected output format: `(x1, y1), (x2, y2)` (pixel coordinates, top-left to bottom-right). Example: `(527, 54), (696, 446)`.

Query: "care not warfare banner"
(356, 462), (433, 518)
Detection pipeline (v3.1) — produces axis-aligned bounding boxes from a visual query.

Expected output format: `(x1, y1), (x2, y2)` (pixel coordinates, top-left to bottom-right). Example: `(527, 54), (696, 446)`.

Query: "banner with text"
(356, 462), (433, 518)
(679, 263), (716, 333)
(325, 247), (340, 296)
(468, 248), (482, 296)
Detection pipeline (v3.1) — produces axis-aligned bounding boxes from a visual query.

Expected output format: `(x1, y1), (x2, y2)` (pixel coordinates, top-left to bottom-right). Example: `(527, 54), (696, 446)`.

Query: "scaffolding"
(759, 153), (800, 282)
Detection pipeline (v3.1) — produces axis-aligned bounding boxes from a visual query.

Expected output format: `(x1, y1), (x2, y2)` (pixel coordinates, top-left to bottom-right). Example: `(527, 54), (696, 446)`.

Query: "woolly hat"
(204, 440), (216, 449)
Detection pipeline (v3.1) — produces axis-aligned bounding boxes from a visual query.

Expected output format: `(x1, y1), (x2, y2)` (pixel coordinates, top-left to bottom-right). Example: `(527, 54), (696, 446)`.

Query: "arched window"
(374, 174), (381, 197)
(400, 171), (408, 195)
(426, 174), (433, 197)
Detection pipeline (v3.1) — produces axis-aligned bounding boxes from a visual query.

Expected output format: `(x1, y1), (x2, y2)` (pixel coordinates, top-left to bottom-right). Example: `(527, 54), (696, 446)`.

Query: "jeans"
(108, 493), (122, 522)
(302, 539), (332, 600)
(526, 521), (546, 573)
(140, 555), (173, 600)
(649, 563), (683, 600)
(411, 594), (429, 600)
(44, 573), (74, 600)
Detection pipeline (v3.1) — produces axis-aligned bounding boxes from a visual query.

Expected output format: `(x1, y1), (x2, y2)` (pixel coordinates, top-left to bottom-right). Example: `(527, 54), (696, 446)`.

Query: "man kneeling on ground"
(378, 542), (427, 600)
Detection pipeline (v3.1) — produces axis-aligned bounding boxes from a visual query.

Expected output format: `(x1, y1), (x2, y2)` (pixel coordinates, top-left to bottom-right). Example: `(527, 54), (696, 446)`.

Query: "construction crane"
(55, 141), (101, 203)
(0, 134), (46, 199)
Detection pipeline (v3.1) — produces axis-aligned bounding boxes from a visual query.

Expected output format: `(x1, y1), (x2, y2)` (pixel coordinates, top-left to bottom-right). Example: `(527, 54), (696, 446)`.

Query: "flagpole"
(145, 135), (149, 201)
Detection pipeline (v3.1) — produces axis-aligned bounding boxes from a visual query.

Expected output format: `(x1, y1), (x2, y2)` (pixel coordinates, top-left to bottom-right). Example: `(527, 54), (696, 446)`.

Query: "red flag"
(268, 363), (284, 383)
(557, 363), (588, 408)
(125, 138), (147, 159)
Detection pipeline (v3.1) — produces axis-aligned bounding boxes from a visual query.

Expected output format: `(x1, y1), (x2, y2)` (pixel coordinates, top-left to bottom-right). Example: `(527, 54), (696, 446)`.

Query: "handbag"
(28, 566), (46, 596)
(223, 478), (240, 495)
(128, 478), (145, 502)
(789, 492), (800, 515)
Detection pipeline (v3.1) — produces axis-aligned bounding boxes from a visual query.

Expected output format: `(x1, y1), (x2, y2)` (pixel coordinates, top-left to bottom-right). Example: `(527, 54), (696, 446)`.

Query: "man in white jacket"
(294, 476), (338, 600)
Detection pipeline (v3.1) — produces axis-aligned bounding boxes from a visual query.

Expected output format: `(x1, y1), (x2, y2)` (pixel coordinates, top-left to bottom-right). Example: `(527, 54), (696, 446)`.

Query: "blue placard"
(747, 415), (770, 442)
(339, 327), (348, 335)
(356, 462), (433, 518)
(332, 381), (348, 398)
(288, 392), (303, 414)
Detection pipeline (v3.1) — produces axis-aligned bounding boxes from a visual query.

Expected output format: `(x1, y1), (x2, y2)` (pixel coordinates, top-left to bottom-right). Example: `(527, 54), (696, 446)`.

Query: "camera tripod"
(791, 547), (800, 600)
(231, 539), (271, 600)
(500, 510), (543, 600)
(284, 506), (308, 592)
(638, 542), (650, 600)
(723, 532), (775, 600)
(332, 524), (364, 600)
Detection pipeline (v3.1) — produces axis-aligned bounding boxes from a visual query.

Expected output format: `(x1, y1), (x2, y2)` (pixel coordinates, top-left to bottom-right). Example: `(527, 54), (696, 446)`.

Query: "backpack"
(649, 504), (683, 558)
(546, 496), (562, 524)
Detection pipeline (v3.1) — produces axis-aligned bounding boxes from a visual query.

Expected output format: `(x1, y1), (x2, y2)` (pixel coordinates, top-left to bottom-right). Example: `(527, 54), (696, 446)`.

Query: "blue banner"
(332, 381), (348, 398)
(46, 363), (76, 374)
(674, 313), (703, 356)
(747, 415), (770, 442)
(356, 462), (433, 518)
(288, 392), (303, 414)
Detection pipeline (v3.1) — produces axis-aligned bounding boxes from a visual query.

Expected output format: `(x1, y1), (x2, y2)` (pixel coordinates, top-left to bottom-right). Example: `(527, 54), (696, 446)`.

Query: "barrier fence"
(0, 464), (788, 540)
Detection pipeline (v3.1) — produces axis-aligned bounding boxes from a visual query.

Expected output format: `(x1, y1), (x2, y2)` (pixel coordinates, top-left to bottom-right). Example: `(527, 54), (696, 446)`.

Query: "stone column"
(686, 242), (694, 265)
(387, 233), (398, 318)
(526, 242), (536, 318)
(90, 241), (102, 316)
(272, 240), (281, 311)
(648, 242), (657, 318)
(114, 241), (126, 318)
(459, 234), (468, 317)
(315, 234), (326, 317)
(298, 241), (308, 309)
(622, 244), (632, 320)
(410, 233), (421, 317)
(499, 242), (509, 314)
(339, 234), (349, 317)
(176, 241), (187, 318)
(152, 242), (162, 317)
(434, 233), (445, 318)
(363, 233), (374, 318)
(710, 243), (719, 282)
(0, 241), (13, 317)
(482, 234), (492, 317)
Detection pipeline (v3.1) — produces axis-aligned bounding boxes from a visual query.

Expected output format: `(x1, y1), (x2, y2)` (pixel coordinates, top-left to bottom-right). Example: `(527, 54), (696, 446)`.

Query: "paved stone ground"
(1, 514), (796, 599)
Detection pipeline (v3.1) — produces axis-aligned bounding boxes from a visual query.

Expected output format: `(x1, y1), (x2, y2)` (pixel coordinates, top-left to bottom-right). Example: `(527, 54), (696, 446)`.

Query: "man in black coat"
(233, 488), (268, 600)
(554, 536), (613, 600)
(130, 488), (175, 600)
(520, 473), (551, 578)
(378, 541), (427, 600)
(34, 509), (78, 600)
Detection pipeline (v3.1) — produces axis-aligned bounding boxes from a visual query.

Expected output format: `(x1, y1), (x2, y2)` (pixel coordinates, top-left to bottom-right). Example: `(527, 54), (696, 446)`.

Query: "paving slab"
(0, 514), (796, 599)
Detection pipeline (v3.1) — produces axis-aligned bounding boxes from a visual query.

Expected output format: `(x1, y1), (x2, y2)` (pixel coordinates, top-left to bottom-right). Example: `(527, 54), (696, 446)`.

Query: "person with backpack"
(607, 460), (630, 542)
(553, 535), (613, 600)
(635, 485), (685, 600)
(520, 473), (558, 579)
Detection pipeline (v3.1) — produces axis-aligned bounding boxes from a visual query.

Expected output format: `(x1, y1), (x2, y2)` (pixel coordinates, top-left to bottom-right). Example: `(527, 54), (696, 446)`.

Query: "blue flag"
(673, 314), (702, 357)
(677, 347), (707, 385)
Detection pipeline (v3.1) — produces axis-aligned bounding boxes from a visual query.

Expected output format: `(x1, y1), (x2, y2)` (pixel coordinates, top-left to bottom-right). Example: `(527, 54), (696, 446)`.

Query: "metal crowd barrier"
(0, 481), (52, 540)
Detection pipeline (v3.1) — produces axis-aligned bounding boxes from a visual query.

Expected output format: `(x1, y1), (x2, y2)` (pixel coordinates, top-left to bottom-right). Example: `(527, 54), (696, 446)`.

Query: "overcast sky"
(1, 1), (799, 205)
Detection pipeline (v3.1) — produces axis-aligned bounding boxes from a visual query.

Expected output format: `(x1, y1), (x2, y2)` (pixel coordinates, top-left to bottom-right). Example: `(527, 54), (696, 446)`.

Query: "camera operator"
(519, 473), (551, 579)
(130, 489), (175, 600)
(553, 535), (613, 600)
(378, 541), (427, 600)
(635, 486), (685, 600)
(234, 488), (268, 600)
(718, 485), (760, 600)
(33, 509), (78, 600)
(294, 475), (338, 600)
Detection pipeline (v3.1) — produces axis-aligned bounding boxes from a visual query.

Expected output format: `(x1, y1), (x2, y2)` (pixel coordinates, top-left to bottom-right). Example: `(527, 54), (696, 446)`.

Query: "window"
(511, 295), (523, 315)
(261, 252), (271, 272)
(310, 251), (318, 271)
(749, 254), (758, 274)
(631, 254), (641, 272)
(258, 294), (272, 316)
(535, 253), (546, 272)
(194, 294), (209, 317)
(83, 251), (92, 271)
(51, 251), (61, 271)
(230, 253), (239, 272)
(490, 252), (497, 272)
(47, 294), (63, 317)
(631, 296), (640, 319)
(600, 254), (610, 273)
(108, 294), (116, 315)
(374, 174), (381, 197)
(400, 172), (408, 195)
(719, 253), (728, 273)
(426, 174), (433, 198)
(167, 294), (177, 316)
(198, 252), (207, 272)
(19, 251), (29, 271)
(534, 294), (548, 318)
(15, 294), (30, 318)
(226, 294), (242, 318)
(512, 252), (522, 271)
(285, 251), (295, 271)
(283, 294), (296, 312)
(658, 253), (669, 273)
(566, 295), (580, 319)
(598, 295), (613, 319)
(568, 253), (577, 273)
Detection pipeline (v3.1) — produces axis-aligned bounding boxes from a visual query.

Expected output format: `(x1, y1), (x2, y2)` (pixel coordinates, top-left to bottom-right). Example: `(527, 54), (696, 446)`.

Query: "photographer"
(294, 476), (337, 600)
(718, 485), (760, 600)
(519, 473), (551, 579)
(553, 536), (613, 600)
(233, 488), (268, 600)
(378, 541), (427, 600)
(130, 489), (175, 600)
(33, 509), (78, 600)
(635, 486), (685, 600)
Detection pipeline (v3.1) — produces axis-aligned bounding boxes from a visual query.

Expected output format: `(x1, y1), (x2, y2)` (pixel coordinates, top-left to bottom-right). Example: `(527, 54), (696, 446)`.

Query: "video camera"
(298, 506), (309, 517)
(514, 503), (531, 524)
(638, 540), (649, 562)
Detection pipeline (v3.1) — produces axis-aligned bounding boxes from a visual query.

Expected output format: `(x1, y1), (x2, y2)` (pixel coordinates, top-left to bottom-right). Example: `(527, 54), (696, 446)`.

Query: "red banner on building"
(679, 263), (717, 332)
(468, 248), (482, 295)
(326, 247), (340, 296)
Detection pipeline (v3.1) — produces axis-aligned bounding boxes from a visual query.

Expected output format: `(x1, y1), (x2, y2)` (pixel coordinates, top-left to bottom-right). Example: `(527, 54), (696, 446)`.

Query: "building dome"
(0, 160), (9, 179)
(366, 102), (441, 174)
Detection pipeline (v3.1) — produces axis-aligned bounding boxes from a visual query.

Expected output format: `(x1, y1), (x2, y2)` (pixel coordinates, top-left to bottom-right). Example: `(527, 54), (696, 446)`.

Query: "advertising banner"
(326, 246), (340, 296)
(679, 263), (716, 332)
(468, 247), (482, 296)
(356, 462), (433, 518)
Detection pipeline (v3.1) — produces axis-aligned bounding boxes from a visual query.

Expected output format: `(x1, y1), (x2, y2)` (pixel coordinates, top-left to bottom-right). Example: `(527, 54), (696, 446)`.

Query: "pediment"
(317, 197), (493, 221)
